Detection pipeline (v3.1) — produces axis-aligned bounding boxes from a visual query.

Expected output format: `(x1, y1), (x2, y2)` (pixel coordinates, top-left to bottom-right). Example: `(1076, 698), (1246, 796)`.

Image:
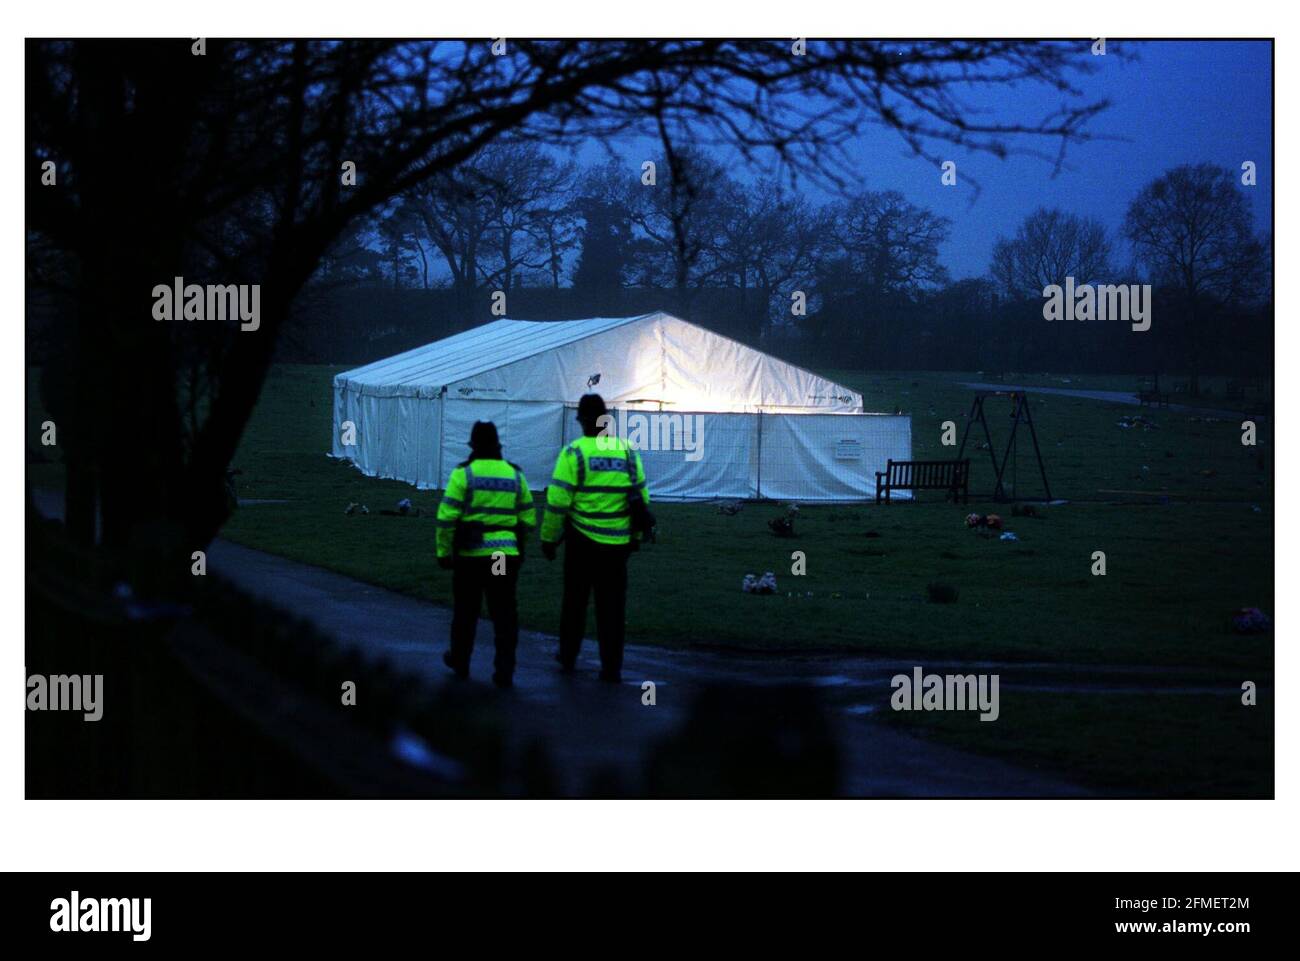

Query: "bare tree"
(814, 191), (951, 363)
(716, 181), (831, 342)
(572, 159), (638, 295)
(408, 173), (491, 302)
(991, 207), (1112, 297)
(405, 143), (575, 299)
(26, 39), (1112, 583)
(475, 144), (576, 293)
(624, 147), (735, 299)
(1123, 163), (1267, 392)
(527, 204), (580, 288)
(376, 200), (428, 288)
(522, 173), (581, 289)
(989, 207), (1113, 367)
(835, 191), (952, 295)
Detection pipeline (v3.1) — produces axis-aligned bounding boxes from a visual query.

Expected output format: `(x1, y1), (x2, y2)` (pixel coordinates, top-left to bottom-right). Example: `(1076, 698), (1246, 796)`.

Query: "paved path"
(204, 539), (1103, 796)
(959, 382), (1250, 419)
(37, 489), (1251, 797)
(27, 486), (1230, 797)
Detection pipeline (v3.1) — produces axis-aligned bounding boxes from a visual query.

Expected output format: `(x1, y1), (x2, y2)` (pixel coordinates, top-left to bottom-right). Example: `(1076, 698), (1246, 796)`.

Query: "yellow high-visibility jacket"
(541, 435), (649, 547)
(436, 458), (535, 558)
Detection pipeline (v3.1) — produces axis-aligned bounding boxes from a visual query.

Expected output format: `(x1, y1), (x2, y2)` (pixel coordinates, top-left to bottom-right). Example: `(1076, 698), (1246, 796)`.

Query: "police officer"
(436, 421), (536, 688)
(540, 394), (651, 683)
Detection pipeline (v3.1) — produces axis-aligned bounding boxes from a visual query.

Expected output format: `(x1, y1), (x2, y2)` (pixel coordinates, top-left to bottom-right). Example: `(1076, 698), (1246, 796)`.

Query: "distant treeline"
(27, 274), (1272, 378)
(274, 148), (1272, 379)
(273, 281), (1271, 378)
(26, 147), (1273, 380)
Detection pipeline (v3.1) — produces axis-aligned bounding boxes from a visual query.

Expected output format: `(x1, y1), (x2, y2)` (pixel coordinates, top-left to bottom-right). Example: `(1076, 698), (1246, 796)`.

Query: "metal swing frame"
(955, 390), (1053, 502)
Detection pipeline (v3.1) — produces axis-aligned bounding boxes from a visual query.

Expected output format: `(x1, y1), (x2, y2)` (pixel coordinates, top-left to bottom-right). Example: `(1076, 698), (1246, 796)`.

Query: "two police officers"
(436, 396), (649, 687)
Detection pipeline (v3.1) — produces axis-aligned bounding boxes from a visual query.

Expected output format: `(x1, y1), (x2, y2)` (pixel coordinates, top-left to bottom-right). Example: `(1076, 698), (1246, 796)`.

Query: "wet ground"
(205, 540), (1106, 796)
(35, 488), (1253, 797)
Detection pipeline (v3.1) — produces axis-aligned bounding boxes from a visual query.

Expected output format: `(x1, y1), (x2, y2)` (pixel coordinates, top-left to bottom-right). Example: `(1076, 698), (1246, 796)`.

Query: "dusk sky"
(921, 39), (1274, 278)
(582, 39), (1273, 282)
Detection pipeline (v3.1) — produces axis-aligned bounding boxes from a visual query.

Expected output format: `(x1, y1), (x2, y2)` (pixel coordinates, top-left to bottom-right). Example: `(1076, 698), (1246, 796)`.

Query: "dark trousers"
(559, 532), (631, 675)
(449, 555), (520, 679)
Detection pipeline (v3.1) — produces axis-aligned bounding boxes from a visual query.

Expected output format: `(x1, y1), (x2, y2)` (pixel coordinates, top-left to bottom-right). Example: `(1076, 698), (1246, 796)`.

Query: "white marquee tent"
(331, 311), (911, 500)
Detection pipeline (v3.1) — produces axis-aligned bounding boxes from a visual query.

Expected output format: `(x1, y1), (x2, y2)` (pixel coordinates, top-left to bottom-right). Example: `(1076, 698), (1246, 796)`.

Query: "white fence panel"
(757, 413), (912, 501)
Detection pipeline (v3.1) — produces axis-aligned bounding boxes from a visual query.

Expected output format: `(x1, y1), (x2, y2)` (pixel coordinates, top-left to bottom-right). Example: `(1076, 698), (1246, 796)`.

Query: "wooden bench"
(1137, 376), (1169, 408)
(875, 459), (971, 504)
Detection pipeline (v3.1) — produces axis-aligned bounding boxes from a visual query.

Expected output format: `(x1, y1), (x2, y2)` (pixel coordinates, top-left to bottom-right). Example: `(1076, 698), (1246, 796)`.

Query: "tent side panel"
(442, 398), (504, 489)
(564, 410), (756, 500)
(413, 395), (441, 489)
(647, 412), (756, 500)
(331, 378), (351, 459)
(363, 394), (399, 483)
(331, 381), (442, 490)
(331, 379), (381, 472)
(441, 398), (561, 492)
(505, 401), (567, 493)
(757, 414), (912, 501)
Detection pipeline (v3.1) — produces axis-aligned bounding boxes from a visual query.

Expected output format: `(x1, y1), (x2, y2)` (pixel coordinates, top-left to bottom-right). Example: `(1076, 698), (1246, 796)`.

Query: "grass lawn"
(880, 688), (1273, 798)
(940, 369), (1271, 414)
(27, 363), (1274, 796)
(207, 365), (1272, 673)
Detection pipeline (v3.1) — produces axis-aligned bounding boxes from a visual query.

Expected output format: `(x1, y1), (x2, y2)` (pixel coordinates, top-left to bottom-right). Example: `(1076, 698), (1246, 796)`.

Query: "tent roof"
(335, 311), (863, 412)
(338, 313), (651, 389)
